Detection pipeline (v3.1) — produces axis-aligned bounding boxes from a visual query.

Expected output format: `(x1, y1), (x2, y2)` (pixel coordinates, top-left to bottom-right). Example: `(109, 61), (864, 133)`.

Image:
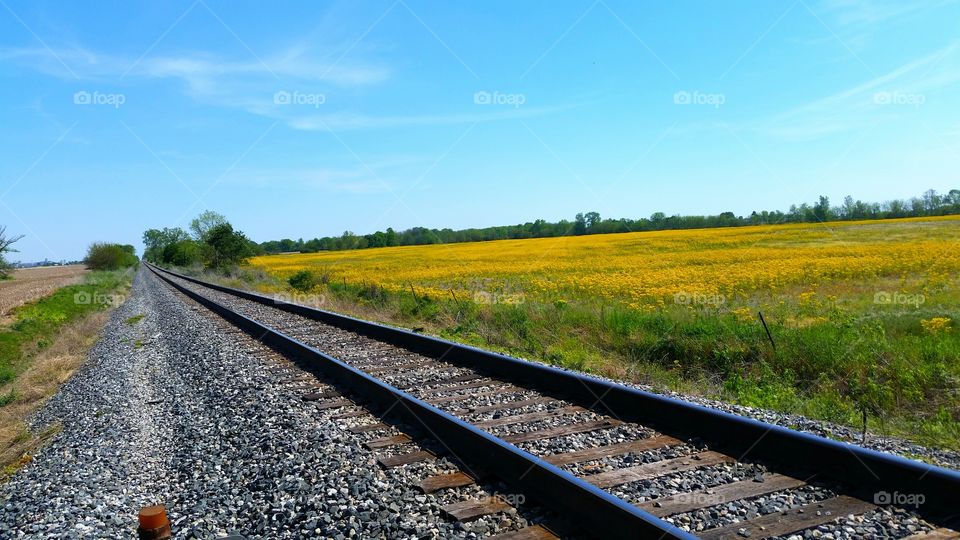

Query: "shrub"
(288, 270), (318, 291)
(162, 239), (204, 266)
(84, 243), (138, 270)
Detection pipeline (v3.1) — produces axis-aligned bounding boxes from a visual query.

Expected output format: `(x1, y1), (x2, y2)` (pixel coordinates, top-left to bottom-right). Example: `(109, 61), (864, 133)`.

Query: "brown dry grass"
(0, 265), (87, 319)
(0, 310), (109, 481)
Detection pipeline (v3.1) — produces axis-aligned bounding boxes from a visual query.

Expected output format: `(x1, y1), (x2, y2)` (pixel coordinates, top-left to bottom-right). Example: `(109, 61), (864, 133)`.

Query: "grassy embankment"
(0, 269), (133, 480)
(189, 217), (959, 450)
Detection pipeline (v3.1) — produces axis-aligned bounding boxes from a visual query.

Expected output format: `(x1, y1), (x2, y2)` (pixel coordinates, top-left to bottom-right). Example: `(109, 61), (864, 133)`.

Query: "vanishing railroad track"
(147, 264), (960, 540)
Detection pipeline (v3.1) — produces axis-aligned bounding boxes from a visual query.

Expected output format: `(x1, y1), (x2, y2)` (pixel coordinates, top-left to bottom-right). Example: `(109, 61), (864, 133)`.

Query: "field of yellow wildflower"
(252, 216), (958, 310)
(247, 216), (960, 448)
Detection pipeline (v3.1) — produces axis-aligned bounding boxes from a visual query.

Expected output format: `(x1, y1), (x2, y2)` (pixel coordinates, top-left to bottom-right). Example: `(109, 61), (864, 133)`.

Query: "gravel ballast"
(0, 268), (527, 539)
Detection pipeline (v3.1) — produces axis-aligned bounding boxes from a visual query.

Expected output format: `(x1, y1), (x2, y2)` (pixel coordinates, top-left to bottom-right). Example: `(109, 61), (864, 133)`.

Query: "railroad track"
(146, 263), (960, 540)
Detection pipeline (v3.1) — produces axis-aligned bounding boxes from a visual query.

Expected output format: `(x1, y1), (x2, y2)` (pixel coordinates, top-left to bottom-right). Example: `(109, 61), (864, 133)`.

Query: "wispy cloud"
(0, 44), (571, 131)
(222, 164), (406, 194)
(0, 45), (389, 87)
(0, 44), (389, 121)
(286, 104), (570, 131)
(750, 42), (960, 139)
(816, 0), (954, 27)
(803, 0), (957, 50)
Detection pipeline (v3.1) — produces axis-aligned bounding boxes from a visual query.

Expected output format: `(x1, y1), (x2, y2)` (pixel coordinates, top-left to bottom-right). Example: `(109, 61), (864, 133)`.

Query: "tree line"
(259, 188), (960, 254)
(142, 211), (259, 269)
(1, 228), (138, 274)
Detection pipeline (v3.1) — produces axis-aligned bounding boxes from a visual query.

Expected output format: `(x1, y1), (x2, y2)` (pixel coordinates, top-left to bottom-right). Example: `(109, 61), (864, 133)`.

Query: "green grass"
(193, 266), (960, 450)
(125, 314), (144, 325)
(0, 270), (131, 386)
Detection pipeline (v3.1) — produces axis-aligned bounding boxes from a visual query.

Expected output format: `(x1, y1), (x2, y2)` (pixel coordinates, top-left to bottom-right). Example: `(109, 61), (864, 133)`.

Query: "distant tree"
(813, 196), (831, 222)
(583, 211), (601, 231)
(143, 227), (191, 262)
(573, 213), (587, 235)
(909, 197), (925, 215)
(190, 210), (228, 242)
(948, 189), (960, 208)
(0, 226), (24, 279)
(85, 243), (138, 271)
(886, 199), (906, 218)
(162, 239), (204, 266)
(841, 196), (855, 220)
(923, 189), (941, 212)
(649, 212), (666, 229)
(205, 223), (254, 270)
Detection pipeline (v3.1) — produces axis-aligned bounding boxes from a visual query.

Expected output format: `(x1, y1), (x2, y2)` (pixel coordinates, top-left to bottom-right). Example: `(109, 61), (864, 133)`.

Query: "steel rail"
(147, 264), (696, 539)
(147, 264), (960, 527)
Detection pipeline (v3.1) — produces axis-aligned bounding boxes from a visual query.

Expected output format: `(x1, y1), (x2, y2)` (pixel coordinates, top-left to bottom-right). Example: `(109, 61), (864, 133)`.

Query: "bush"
(288, 270), (318, 291)
(84, 243), (138, 270)
(206, 224), (255, 270)
(162, 239), (204, 266)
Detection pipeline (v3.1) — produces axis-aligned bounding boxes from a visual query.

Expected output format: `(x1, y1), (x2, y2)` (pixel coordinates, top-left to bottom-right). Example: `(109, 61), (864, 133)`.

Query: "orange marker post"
(138, 505), (172, 540)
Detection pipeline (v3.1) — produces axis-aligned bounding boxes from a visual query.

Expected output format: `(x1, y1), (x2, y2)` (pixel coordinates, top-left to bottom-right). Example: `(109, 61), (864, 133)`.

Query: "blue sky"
(1, 0), (959, 262)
